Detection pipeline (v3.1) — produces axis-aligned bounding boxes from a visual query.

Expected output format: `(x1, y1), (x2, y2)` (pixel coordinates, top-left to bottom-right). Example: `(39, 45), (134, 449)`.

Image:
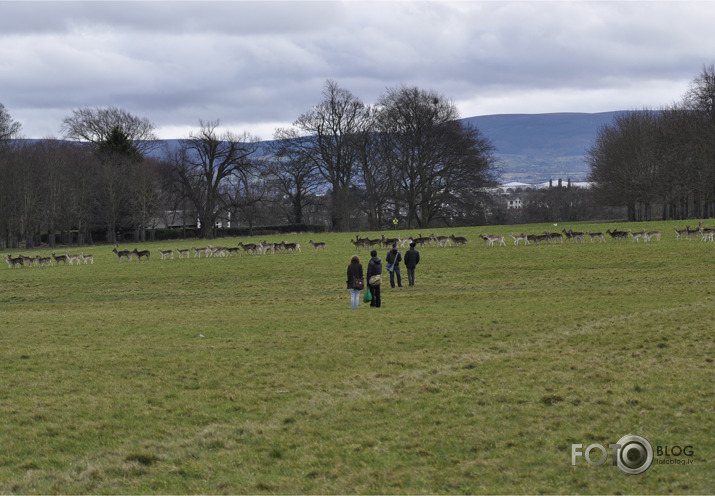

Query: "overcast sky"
(1, 0), (713, 140)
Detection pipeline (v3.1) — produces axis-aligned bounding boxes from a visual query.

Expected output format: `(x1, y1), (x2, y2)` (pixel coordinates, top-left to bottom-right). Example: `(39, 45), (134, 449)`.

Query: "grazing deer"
(132, 248), (150, 261)
(53, 252), (69, 265)
(350, 238), (370, 250)
(175, 247), (191, 259)
(628, 229), (646, 243)
(226, 246), (242, 256)
(644, 230), (661, 242)
(38, 256), (53, 267)
(585, 231), (606, 243)
(685, 225), (699, 241)
(309, 240), (327, 251)
(449, 234), (468, 245)
(673, 226), (687, 240)
(542, 231), (563, 244)
(284, 242), (301, 253)
(509, 233), (529, 246)
(80, 252), (94, 265)
(158, 248), (174, 260)
(113, 245), (133, 261)
(479, 234), (506, 247)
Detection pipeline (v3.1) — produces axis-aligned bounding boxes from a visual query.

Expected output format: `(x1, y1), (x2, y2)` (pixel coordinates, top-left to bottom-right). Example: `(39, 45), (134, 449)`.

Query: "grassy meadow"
(0, 221), (713, 494)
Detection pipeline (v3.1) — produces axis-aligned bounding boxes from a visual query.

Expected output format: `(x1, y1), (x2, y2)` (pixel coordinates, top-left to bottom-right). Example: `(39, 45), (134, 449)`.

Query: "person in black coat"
(385, 243), (403, 288)
(403, 242), (420, 287)
(366, 249), (383, 308)
(346, 255), (364, 309)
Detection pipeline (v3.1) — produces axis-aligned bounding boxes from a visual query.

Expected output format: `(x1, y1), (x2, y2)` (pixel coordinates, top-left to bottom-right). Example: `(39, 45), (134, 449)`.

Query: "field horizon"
(1, 220), (713, 494)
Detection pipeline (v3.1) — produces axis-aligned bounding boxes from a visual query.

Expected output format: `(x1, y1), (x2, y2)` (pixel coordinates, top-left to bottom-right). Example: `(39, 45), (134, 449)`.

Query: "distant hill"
(95, 112), (624, 184)
(463, 112), (624, 183)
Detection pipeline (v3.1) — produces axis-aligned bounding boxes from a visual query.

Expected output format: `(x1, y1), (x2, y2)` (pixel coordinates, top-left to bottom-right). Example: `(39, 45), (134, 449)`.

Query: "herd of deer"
(350, 233), (468, 250)
(4, 251), (94, 268)
(5, 223), (713, 268)
(481, 222), (715, 247)
(114, 239), (328, 262)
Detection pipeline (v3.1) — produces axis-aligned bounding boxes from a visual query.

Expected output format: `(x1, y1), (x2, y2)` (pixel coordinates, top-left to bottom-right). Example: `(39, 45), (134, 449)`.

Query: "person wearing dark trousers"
(404, 242), (420, 287)
(346, 255), (364, 309)
(385, 243), (402, 288)
(366, 249), (383, 308)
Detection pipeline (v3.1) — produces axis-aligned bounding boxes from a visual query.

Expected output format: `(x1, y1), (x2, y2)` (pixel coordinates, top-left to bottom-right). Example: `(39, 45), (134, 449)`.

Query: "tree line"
(0, 82), (500, 247)
(587, 64), (715, 221)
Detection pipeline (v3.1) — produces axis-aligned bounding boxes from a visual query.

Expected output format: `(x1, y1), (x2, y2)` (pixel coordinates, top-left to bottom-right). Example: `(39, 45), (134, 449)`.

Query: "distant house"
(492, 179), (592, 210)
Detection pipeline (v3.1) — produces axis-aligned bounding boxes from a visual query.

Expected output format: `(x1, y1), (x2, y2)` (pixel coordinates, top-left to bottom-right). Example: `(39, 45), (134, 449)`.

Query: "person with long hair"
(346, 255), (364, 309)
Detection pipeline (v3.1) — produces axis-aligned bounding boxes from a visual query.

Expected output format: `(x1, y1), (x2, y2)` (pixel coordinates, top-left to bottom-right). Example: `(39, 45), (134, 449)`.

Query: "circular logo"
(615, 434), (653, 475)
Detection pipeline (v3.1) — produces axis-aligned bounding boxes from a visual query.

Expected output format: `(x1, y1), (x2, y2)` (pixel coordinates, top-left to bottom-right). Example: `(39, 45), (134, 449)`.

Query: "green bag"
(363, 286), (372, 303)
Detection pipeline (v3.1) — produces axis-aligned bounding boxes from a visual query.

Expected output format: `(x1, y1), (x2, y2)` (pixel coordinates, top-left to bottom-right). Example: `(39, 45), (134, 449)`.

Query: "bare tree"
(0, 103), (22, 146)
(171, 120), (258, 239)
(61, 106), (159, 156)
(275, 80), (369, 232)
(264, 138), (323, 224)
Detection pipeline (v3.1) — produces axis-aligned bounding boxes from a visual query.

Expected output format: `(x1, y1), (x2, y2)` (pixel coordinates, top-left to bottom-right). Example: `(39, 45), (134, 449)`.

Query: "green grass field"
(1, 221), (713, 494)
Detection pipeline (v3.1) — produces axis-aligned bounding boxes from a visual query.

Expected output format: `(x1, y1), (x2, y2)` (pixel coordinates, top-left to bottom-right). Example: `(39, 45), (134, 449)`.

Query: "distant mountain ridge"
(463, 111), (624, 183)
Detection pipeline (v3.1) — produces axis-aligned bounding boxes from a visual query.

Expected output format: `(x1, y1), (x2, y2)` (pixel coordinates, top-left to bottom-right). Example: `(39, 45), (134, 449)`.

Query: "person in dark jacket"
(403, 242), (420, 287)
(385, 243), (403, 288)
(366, 249), (383, 308)
(346, 255), (364, 309)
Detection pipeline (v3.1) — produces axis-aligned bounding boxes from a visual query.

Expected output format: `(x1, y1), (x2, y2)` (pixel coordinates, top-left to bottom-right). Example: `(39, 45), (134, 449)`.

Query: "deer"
(259, 240), (276, 255)
(158, 248), (174, 260)
(53, 252), (70, 265)
(479, 234), (505, 247)
(309, 240), (327, 251)
(5, 254), (24, 268)
(685, 225), (699, 241)
(413, 234), (432, 247)
(606, 229), (629, 241)
(673, 226), (687, 240)
(227, 246), (242, 257)
(509, 233), (529, 246)
(284, 242), (301, 253)
(644, 230), (661, 242)
(350, 238), (370, 250)
(113, 245), (133, 261)
(208, 245), (227, 257)
(399, 236), (413, 248)
(191, 246), (210, 258)
(628, 229), (646, 243)
(65, 251), (82, 265)
(238, 241), (258, 255)
(585, 231), (606, 243)
(175, 247), (191, 259)
(449, 234), (467, 245)
(38, 256), (53, 267)
(80, 252), (94, 265)
(543, 231), (563, 244)
(132, 248), (151, 261)
(430, 233), (452, 247)
(568, 229), (585, 243)
(699, 225), (715, 242)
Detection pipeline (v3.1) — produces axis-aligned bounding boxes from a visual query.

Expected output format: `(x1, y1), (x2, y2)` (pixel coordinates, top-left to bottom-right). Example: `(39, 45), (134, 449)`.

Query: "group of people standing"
(346, 242), (421, 309)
